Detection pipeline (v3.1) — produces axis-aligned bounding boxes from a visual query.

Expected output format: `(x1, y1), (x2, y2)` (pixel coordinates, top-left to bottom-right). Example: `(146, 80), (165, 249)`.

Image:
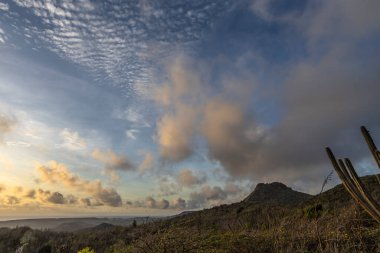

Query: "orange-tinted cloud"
(36, 161), (122, 207)
(92, 148), (135, 172)
(153, 55), (204, 161)
(177, 169), (206, 188)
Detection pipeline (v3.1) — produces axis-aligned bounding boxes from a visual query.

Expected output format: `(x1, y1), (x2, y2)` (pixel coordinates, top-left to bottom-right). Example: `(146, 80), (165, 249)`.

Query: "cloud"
(177, 169), (206, 188)
(145, 196), (156, 208)
(36, 161), (122, 207)
(0, 113), (16, 143)
(5, 196), (20, 205)
(202, 97), (261, 177)
(8, 0), (237, 95)
(80, 198), (91, 207)
(113, 107), (149, 127)
(66, 194), (78, 204)
(6, 141), (32, 147)
(158, 176), (180, 197)
(79, 197), (103, 207)
(126, 129), (139, 140)
(126, 196), (171, 209)
(92, 148), (135, 172)
(46, 192), (65, 204)
(157, 110), (197, 161)
(35, 188), (77, 205)
(302, 0), (380, 44)
(138, 151), (155, 174)
(151, 55), (263, 177)
(24, 189), (36, 199)
(147, 1), (380, 191)
(224, 182), (242, 196)
(209, 0), (380, 184)
(154, 56), (204, 161)
(187, 183), (246, 209)
(172, 197), (186, 210)
(157, 199), (170, 209)
(200, 185), (227, 201)
(0, 183), (83, 206)
(105, 170), (121, 184)
(95, 188), (121, 207)
(0, 2), (9, 11)
(250, 0), (273, 21)
(58, 128), (86, 150)
(250, 0), (304, 23)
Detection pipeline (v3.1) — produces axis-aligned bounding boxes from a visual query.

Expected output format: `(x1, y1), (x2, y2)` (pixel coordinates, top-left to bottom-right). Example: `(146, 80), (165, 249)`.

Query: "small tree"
(132, 219), (137, 228)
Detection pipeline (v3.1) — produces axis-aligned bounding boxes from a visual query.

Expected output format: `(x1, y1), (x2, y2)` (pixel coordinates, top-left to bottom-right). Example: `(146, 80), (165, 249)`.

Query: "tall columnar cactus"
(326, 126), (380, 223)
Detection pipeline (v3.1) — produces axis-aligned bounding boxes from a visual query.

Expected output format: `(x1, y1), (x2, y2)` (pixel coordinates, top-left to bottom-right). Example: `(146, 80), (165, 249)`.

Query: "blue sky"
(0, 0), (379, 218)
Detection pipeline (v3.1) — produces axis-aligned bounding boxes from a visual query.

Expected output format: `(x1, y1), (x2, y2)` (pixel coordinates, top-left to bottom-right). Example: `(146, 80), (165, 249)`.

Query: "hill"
(244, 181), (312, 205)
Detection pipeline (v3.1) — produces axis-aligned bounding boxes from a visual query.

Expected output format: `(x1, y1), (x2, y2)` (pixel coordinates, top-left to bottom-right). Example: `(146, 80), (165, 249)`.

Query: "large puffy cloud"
(157, 108), (198, 161)
(152, 55), (265, 178)
(177, 169), (206, 188)
(151, 54), (264, 177)
(94, 188), (121, 207)
(202, 97), (262, 177)
(36, 161), (122, 207)
(150, 1), (380, 190)
(227, 0), (380, 182)
(154, 56), (204, 161)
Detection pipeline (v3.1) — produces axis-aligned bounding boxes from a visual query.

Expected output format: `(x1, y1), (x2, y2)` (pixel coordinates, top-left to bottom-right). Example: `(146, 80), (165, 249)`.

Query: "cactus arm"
(361, 126), (380, 169)
(361, 126), (380, 184)
(326, 147), (380, 223)
(326, 149), (367, 207)
(337, 159), (372, 210)
(344, 158), (380, 221)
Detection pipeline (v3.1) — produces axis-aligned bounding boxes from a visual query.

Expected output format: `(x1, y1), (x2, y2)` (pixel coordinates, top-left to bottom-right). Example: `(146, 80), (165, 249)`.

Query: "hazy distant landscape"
(0, 216), (159, 231)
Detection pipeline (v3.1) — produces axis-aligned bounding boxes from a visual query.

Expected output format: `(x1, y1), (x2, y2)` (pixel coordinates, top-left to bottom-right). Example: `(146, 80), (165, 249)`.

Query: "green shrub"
(77, 247), (95, 253)
(303, 204), (323, 219)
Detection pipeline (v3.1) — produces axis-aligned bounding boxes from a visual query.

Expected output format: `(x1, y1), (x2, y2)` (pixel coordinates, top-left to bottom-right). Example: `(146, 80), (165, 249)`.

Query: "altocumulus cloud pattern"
(0, 0), (239, 95)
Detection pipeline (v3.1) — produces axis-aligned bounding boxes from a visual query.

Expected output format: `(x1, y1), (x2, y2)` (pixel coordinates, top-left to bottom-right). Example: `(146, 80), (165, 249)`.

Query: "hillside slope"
(0, 175), (379, 253)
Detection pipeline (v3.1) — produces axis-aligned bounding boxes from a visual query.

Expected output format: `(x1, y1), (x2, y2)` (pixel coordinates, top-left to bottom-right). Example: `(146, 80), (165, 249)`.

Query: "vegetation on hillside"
(0, 175), (379, 252)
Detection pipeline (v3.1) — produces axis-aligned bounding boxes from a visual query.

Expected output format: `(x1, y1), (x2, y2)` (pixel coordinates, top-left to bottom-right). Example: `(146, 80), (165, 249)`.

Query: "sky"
(0, 0), (379, 218)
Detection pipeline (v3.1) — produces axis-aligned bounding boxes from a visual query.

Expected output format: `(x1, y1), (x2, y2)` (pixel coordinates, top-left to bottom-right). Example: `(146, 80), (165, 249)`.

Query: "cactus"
(326, 126), (380, 223)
